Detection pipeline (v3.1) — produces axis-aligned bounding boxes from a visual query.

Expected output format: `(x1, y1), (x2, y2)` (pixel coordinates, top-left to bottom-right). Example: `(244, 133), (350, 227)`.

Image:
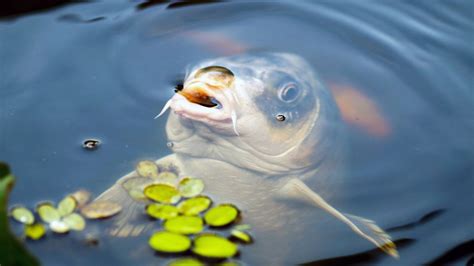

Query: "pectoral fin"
(279, 178), (398, 258)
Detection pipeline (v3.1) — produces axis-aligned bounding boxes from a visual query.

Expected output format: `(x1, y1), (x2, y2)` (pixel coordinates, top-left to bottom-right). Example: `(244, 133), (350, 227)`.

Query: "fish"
(94, 53), (397, 260)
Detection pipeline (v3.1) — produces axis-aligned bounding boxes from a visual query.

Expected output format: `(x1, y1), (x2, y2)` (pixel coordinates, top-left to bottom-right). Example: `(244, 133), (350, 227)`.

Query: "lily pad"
(136, 160), (159, 178)
(146, 204), (179, 220)
(164, 216), (204, 235)
(144, 184), (181, 204)
(122, 176), (151, 201)
(178, 178), (204, 198)
(50, 220), (70, 233)
(230, 230), (253, 244)
(204, 204), (239, 227)
(149, 231), (191, 253)
(57, 196), (77, 216)
(24, 223), (46, 240)
(63, 213), (86, 231)
(37, 203), (61, 223)
(70, 189), (91, 208)
(168, 258), (204, 266)
(177, 196), (212, 216)
(81, 200), (122, 219)
(192, 234), (238, 259)
(10, 206), (35, 225)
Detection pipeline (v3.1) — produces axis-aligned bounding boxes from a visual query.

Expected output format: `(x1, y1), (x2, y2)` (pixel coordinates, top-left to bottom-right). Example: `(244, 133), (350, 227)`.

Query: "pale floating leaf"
(136, 160), (159, 178)
(10, 206), (35, 225)
(178, 178), (204, 198)
(230, 229), (253, 244)
(57, 196), (77, 216)
(146, 204), (179, 220)
(63, 213), (86, 231)
(177, 196), (212, 216)
(50, 220), (70, 233)
(192, 234), (238, 258)
(153, 171), (179, 186)
(70, 189), (91, 208)
(148, 231), (191, 253)
(81, 200), (122, 219)
(144, 184), (181, 204)
(204, 204), (239, 227)
(37, 203), (61, 223)
(24, 223), (46, 240)
(164, 216), (204, 235)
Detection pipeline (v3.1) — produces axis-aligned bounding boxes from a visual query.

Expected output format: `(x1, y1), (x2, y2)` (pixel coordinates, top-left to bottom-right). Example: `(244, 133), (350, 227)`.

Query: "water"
(1, 1), (473, 265)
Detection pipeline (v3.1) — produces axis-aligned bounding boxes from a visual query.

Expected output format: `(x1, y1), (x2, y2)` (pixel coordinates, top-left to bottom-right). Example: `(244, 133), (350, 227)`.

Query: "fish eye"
(278, 83), (300, 103)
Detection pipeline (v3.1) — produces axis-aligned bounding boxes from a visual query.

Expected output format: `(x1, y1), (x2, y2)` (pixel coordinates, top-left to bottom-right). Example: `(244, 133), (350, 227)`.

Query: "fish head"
(165, 53), (339, 175)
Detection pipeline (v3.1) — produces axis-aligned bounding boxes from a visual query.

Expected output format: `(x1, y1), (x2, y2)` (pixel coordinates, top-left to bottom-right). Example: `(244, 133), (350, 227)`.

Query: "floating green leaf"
(37, 203), (60, 223)
(63, 213), (86, 231)
(192, 234), (238, 258)
(164, 216), (203, 235)
(149, 231), (191, 253)
(177, 196), (212, 216)
(24, 223), (46, 240)
(178, 178), (204, 198)
(146, 204), (179, 220)
(168, 258), (204, 266)
(49, 220), (69, 233)
(10, 206), (34, 225)
(81, 200), (122, 219)
(204, 204), (239, 227)
(154, 171), (179, 185)
(218, 261), (240, 266)
(136, 160), (159, 178)
(57, 196), (76, 217)
(122, 177), (151, 201)
(230, 230), (253, 244)
(144, 184), (181, 204)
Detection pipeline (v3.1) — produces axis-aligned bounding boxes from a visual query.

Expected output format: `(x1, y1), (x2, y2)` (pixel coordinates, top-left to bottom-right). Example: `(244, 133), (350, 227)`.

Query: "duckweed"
(57, 196), (76, 217)
(81, 200), (122, 219)
(164, 216), (204, 235)
(149, 231), (191, 253)
(24, 223), (46, 240)
(136, 160), (159, 178)
(144, 184), (181, 204)
(49, 220), (70, 233)
(70, 189), (91, 208)
(155, 171), (179, 185)
(168, 258), (204, 266)
(146, 204), (179, 220)
(63, 213), (86, 231)
(230, 230), (253, 244)
(177, 196), (212, 216)
(11, 206), (34, 225)
(204, 204), (239, 227)
(178, 178), (204, 198)
(37, 203), (61, 223)
(192, 234), (238, 258)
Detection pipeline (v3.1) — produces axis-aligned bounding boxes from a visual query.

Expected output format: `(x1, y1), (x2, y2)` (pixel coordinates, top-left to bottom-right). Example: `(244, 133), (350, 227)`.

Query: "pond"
(1, 0), (473, 265)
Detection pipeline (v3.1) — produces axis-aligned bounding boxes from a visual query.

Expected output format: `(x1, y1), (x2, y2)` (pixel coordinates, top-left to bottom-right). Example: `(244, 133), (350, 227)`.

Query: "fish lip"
(169, 89), (232, 124)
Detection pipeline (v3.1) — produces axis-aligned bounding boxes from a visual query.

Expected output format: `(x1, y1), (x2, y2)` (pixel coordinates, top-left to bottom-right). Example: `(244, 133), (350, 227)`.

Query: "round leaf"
(144, 184), (181, 204)
(37, 203), (61, 223)
(136, 160), (159, 178)
(50, 220), (70, 233)
(149, 231), (191, 253)
(24, 223), (46, 240)
(57, 196), (77, 217)
(154, 171), (179, 185)
(164, 216), (203, 235)
(192, 234), (238, 258)
(168, 258), (204, 266)
(81, 200), (122, 219)
(146, 204), (179, 220)
(230, 229), (253, 244)
(204, 204), (239, 227)
(177, 196), (212, 216)
(70, 189), (91, 208)
(63, 213), (86, 231)
(178, 178), (204, 198)
(11, 206), (34, 225)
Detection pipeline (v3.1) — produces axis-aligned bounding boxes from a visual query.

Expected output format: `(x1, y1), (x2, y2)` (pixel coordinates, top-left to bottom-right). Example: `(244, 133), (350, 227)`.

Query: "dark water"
(1, 0), (473, 265)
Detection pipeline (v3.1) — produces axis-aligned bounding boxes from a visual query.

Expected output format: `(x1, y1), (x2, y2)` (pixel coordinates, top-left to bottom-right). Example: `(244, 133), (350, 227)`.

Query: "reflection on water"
(1, 0), (473, 265)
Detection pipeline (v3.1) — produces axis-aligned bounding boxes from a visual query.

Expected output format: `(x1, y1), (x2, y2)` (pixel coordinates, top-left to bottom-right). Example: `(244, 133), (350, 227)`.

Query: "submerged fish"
(95, 53), (397, 260)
